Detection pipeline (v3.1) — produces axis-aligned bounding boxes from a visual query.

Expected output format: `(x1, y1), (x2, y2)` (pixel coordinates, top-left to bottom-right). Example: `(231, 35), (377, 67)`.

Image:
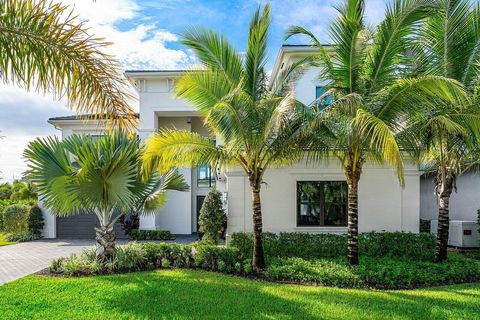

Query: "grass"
(0, 232), (16, 246)
(0, 270), (479, 320)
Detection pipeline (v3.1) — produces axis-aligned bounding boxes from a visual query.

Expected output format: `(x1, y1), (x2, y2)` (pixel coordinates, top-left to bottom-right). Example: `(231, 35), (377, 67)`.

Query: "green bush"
(230, 231), (436, 261)
(4, 230), (35, 242)
(266, 255), (480, 289)
(3, 204), (30, 232)
(113, 242), (147, 271)
(0, 199), (34, 230)
(266, 257), (364, 288)
(130, 229), (172, 240)
(28, 205), (44, 237)
(194, 245), (240, 272)
(198, 189), (226, 244)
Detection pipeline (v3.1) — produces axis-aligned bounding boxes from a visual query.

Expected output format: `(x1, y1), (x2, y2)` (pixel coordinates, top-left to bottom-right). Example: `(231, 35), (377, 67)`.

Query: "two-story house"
(41, 45), (422, 239)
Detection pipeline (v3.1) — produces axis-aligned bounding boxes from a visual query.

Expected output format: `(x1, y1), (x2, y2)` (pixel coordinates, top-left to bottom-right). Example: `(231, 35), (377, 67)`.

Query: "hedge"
(130, 229), (172, 240)
(229, 231), (436, 261)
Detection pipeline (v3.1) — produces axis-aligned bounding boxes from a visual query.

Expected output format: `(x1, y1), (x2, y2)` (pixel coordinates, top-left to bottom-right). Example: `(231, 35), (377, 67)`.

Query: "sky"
(0, 0), (389, 182)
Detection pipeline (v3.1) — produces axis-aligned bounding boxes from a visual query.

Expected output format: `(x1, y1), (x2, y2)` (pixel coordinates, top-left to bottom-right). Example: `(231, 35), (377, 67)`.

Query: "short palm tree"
(404, 0), (480, 262)
(0, 0), (136, 128)
(143, 4), (305, 271)
(286, 0), (469, 265)
(24, 133), (188, 260)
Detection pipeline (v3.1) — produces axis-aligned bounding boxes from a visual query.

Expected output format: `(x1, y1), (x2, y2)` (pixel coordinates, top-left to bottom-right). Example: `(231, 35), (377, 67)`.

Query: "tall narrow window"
(315, 86), (332, 108)
(197, 164), (215, 188)
(297, 181), (348, 227)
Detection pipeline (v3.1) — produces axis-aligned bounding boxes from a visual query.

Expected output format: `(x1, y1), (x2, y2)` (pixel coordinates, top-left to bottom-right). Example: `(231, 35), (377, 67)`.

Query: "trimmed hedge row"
(266, 255), (480, 289)
(229, 232), (436, 262)
(130, 229), (172, 240)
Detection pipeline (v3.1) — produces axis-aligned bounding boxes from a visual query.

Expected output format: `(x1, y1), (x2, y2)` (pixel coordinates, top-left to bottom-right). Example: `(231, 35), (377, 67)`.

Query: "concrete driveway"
(0, 239), (93, 285)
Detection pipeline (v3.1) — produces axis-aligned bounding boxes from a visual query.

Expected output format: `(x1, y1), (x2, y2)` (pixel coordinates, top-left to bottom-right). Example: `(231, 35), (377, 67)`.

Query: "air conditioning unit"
(430, 220), (480, 248)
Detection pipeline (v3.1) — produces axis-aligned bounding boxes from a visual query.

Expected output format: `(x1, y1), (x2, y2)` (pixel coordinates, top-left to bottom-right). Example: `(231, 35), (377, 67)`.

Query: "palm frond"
(0, 0), (136, 129)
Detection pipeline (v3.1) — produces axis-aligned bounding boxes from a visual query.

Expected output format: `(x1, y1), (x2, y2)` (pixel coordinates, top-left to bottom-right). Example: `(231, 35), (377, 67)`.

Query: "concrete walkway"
(0, 239), (93, 285)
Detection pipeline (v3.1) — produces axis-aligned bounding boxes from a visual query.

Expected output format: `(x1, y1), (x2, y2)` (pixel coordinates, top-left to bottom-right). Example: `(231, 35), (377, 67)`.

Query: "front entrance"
(196, 195), (206, 232)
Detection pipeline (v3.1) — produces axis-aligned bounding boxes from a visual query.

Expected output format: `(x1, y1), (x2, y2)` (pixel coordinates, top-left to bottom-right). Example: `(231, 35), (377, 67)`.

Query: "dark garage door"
(56, 213), (128, 239)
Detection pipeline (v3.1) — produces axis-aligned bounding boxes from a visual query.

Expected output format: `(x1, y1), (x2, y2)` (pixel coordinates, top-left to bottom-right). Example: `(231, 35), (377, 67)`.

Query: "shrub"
(198, 189), (226, 244)
(3, 204), (30, 232)
(265, 255), (480, 289)
(194, 245), (240, 272)
(130, 229), (172, 240)
(28, 205), (44, 237)
(4, 230), (35, 242)
(113, 242), (147, 271)
(266, 257), (364, 288)
(230, 231), (436, 261)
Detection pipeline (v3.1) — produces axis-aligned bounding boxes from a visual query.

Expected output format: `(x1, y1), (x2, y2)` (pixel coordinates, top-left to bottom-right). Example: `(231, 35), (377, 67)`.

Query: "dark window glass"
(297, 181), (348, 227)
(197, 164), (215, 188)
(315, 86), (333, 108)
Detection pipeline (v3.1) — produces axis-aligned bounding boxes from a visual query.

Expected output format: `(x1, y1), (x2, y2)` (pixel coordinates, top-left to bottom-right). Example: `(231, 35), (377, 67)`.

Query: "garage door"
(56, 213), (128, 239)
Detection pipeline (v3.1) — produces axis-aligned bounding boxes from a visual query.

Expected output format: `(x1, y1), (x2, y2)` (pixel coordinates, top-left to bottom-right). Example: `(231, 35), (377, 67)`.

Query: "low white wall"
(420, 171), (480, 221)
(226, 159), (420, 235)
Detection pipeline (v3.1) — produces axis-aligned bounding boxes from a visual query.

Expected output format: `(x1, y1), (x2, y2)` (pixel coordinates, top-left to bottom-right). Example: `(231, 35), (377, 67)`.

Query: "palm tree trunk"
(250, 176), (265, 271)
(435, 173), (454, 262)
(95, 223), (116, 261)
(347, 164), (361, 266)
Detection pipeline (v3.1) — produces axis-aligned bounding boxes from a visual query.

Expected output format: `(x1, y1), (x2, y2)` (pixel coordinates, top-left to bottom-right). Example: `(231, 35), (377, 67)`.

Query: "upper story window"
(197, 164), (215, 188)
(297, 181), (348, 227)
(315, 86), (333, 108)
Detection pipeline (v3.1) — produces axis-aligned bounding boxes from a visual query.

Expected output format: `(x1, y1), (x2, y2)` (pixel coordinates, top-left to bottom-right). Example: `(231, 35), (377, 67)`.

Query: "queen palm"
(24, 133), (188, 260)
(404, 0), (480, 262)
(286, 0), (469, 265)
(143, 5), (305, 271)
(0, 0), (136, 128)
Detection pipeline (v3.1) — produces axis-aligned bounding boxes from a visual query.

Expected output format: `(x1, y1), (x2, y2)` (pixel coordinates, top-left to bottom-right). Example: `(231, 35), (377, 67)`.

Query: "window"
(315, 86), (332, 108)
(197, 164), (215, 188)
(297, 181), (348, 227)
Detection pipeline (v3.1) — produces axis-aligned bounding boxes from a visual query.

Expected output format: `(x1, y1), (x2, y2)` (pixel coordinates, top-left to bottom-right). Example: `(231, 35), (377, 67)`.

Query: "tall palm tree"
(286, 0), (469, 265)
(24, 133), (189, 260)
(0, 0), (136, 128)
(143, 4), (305, 271)
(405, 0), (480, 262)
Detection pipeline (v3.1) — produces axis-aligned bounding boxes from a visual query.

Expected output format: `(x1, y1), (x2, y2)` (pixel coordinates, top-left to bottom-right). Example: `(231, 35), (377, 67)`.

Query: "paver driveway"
(0, 239), (93, 285)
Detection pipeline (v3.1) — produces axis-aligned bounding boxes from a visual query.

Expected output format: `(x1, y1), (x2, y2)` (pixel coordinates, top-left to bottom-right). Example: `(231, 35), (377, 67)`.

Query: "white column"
(139, 109), (158, 230)
(39, 200), (56, 238)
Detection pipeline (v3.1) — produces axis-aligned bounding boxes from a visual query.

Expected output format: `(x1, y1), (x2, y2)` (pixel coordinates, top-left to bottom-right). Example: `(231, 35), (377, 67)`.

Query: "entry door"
(196, 196), (206, 232)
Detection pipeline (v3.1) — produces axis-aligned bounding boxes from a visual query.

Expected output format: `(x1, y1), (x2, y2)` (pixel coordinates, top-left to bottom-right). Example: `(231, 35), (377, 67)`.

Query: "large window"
(315, 86), (332, 108)
(197, 164), (215, 188)
(297, 181), (348, 227)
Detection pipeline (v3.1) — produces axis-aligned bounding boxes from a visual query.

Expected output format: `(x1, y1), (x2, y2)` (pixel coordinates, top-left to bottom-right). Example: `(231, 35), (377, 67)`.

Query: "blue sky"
(0, 0), (389, 181)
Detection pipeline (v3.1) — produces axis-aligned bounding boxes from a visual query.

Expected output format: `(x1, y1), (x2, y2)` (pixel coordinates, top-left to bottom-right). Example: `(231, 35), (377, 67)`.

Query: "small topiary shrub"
(3, 204), (30, 233)
(130, 229), (172, 240)
(28, 205), (44, 238)
(198, 188), (226, 244)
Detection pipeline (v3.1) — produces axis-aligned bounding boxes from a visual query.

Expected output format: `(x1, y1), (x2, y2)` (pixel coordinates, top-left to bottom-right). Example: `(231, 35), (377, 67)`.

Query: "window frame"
(196, 164), (215, 188)
(296, 180), (348, 228)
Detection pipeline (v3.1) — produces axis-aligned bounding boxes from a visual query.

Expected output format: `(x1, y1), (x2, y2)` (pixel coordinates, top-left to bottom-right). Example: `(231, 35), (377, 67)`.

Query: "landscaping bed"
(46, 232), (480, 290)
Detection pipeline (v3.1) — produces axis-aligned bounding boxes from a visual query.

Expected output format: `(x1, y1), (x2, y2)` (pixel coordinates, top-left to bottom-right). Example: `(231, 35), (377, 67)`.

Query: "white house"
(41, 45), (422, 239)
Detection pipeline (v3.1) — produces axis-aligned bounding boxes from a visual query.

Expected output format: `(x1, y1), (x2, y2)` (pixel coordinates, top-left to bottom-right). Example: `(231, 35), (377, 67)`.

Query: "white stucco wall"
(226, 159), (420, 235)
(420, 171), (480, 221)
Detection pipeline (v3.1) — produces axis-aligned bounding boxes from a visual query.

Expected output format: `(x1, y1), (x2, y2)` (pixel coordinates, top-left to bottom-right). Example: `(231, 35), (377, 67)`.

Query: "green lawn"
(0, 270), (479, 320)
(0, 233), (16, 246)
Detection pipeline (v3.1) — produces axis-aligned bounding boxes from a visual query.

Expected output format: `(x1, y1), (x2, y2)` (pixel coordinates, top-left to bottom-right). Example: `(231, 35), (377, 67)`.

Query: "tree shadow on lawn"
(92, 270), (480, 320)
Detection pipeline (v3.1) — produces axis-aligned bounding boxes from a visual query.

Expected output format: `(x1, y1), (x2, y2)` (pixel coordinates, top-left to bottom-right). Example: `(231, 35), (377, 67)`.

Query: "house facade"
(41, 45), (422, 239)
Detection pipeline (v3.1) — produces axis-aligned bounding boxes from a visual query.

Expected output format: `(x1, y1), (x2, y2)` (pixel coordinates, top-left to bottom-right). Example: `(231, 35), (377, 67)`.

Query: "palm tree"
(404, 0), (480, 262)
(24, 133), (188, 260)
(143, 4), (305, 271)
(286, 0), (469, 265)
(0, 0), (136, 128)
